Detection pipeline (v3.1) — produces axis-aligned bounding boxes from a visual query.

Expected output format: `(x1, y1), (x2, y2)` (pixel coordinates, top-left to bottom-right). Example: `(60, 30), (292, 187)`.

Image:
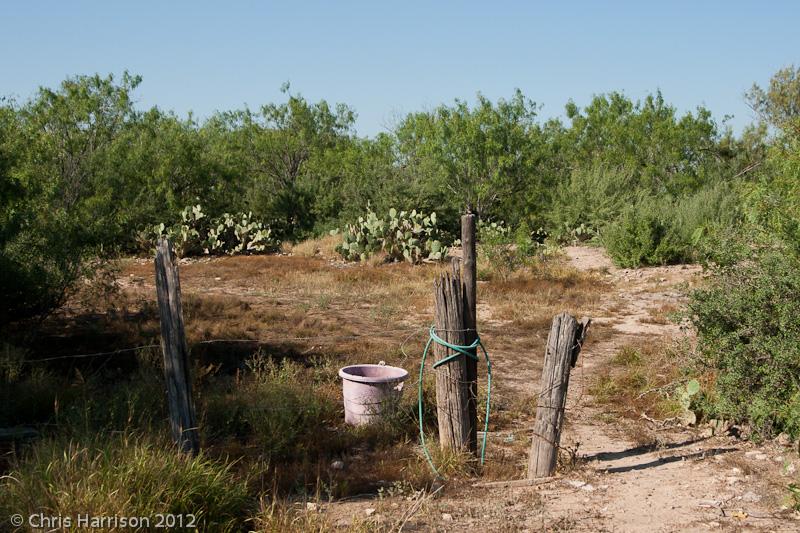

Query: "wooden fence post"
(461, 213), (478, 454)
(154, 237), (199, 455)
(433, 270), (474, 452)
(527, 312), (590, 478)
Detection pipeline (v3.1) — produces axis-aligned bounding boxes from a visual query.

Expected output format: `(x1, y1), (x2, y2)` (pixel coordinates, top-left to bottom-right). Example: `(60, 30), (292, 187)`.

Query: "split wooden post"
(432, 270), (474, 452)
(154, 237), (199, 455)
(527, 312), (590, 478)
(461, 213), (478, 454)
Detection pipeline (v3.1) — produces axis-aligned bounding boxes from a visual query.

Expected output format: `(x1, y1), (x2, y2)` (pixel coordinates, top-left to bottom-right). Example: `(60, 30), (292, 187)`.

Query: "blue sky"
(2, 1), (797, 136)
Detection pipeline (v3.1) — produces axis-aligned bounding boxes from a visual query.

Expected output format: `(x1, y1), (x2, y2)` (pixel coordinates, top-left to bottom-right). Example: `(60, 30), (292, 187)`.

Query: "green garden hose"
(418, 326), (492, 477)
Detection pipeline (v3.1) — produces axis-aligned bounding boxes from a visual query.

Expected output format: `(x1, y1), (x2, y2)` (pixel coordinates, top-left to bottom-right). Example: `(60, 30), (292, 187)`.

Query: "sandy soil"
(321, 247), (800, 532)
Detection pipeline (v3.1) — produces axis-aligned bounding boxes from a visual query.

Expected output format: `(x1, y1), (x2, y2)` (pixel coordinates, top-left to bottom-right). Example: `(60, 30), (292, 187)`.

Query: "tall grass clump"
(202, 355), (341, 461)
(0, 434), (251, 531)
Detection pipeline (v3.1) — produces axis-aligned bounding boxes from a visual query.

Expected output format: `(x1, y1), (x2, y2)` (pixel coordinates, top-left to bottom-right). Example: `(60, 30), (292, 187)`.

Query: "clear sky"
(2, 1), (798, 136)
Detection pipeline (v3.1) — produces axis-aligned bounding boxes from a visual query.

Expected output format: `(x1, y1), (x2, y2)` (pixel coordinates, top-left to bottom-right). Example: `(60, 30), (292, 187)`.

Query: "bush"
(688, 246), (800, 437)
(601, 195), (686, 267)
(548, 165), (636, 242)
(0, 434), (252, 531)
(602, 184), (741, 268)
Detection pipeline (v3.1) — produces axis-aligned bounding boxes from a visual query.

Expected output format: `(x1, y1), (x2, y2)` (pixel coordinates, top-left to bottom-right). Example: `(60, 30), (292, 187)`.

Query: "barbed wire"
(19, 326), (494, 364)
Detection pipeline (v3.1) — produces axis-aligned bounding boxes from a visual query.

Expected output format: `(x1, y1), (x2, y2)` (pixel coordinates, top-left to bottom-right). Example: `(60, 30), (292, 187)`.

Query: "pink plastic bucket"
(338, 364), (409, 425)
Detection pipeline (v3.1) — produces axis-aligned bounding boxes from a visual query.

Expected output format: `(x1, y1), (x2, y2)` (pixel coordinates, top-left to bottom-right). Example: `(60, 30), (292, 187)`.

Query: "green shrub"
(549, 165), (637, 242)
(0, 434), (252, 531)
(601, 195), (686, 267)
(688, 246), (800, 437)
(602, 183), (742, 268)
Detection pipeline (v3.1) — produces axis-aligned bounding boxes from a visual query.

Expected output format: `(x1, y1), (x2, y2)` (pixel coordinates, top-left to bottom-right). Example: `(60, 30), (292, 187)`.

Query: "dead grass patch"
(590, 338), (688, 421)
(288, 234), (341, 260)
(642, 303), (679, 325)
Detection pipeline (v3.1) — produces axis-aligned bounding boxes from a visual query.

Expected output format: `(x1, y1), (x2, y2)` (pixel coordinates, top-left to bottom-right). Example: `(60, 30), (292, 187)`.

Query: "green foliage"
(686, 67), (800, 438)
(137, 204), (278, 256)
(395, 90), (542, 218)
(0, 434), (251, 531)
(335, 206), (448, 264)
(210, 86), (357, 239)
(603, 182), (742, 268)
(689, 247), (800, 437)
(0, 71), (772, 322)
(602, 195), (686, 267)
(548, 165), (636, 242)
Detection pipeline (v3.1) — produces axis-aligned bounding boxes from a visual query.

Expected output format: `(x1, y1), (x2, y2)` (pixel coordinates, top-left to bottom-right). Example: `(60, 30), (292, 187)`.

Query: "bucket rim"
(338, 364), (409, 384)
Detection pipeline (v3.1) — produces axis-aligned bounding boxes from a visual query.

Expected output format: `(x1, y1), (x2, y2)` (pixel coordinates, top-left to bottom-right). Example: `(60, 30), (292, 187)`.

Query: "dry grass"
(640, 302), (679, 325)
(286, 233), (341, 260)
(589, 339), (688, 420)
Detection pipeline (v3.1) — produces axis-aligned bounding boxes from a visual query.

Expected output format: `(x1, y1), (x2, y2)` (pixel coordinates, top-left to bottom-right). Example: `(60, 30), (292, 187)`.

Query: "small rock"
(364, 508), (375, 517)
(214, 276), (221, 281)
(330, 460), (345, 470)
(755, 453), (768, 460)
(777, 433), (793, 447)
(708, 521), (721, 528)
(774, 456), (785, 463)
(442, 513), (453, 522)
(742, 491), (761, 503)
(730, 467), (742, 475)
(565, 480), (587, 489)
(785, 464), (797, 475)
(581, 483), (595, 492)
(306, 502), (317, 511)
(725, 477), (740, 485)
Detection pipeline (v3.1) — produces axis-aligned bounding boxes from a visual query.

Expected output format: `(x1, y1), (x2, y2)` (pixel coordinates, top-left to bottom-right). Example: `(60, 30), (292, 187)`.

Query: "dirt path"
(326, 247), (800, 531)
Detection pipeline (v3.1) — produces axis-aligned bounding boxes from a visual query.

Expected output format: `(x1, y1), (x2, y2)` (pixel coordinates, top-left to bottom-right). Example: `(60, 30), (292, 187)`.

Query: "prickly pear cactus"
(140, 205), (278, 256)
(676, 379), (701, 426)
(335, 206), (448, 264)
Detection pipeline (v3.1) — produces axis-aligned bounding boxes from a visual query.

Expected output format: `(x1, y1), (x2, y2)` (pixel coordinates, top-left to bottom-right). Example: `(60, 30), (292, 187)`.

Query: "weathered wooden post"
(154, 237), (199, 455)
(461, 213), (478, 454)
(528, 312), (590, 478)
(432, 270), (474, 451)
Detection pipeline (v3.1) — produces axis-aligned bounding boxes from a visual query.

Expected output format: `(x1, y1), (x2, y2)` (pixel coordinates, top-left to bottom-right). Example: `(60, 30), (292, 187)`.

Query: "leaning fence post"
(528, 312), (590, 478)
(154, 237), (199, 455)
(432, 270), (475, 452)
(461, 213), (478, 454)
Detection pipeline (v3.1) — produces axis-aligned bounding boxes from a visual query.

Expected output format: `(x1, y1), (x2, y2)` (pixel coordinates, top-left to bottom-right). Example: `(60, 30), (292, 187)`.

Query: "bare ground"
(320, 247), (800, 532)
